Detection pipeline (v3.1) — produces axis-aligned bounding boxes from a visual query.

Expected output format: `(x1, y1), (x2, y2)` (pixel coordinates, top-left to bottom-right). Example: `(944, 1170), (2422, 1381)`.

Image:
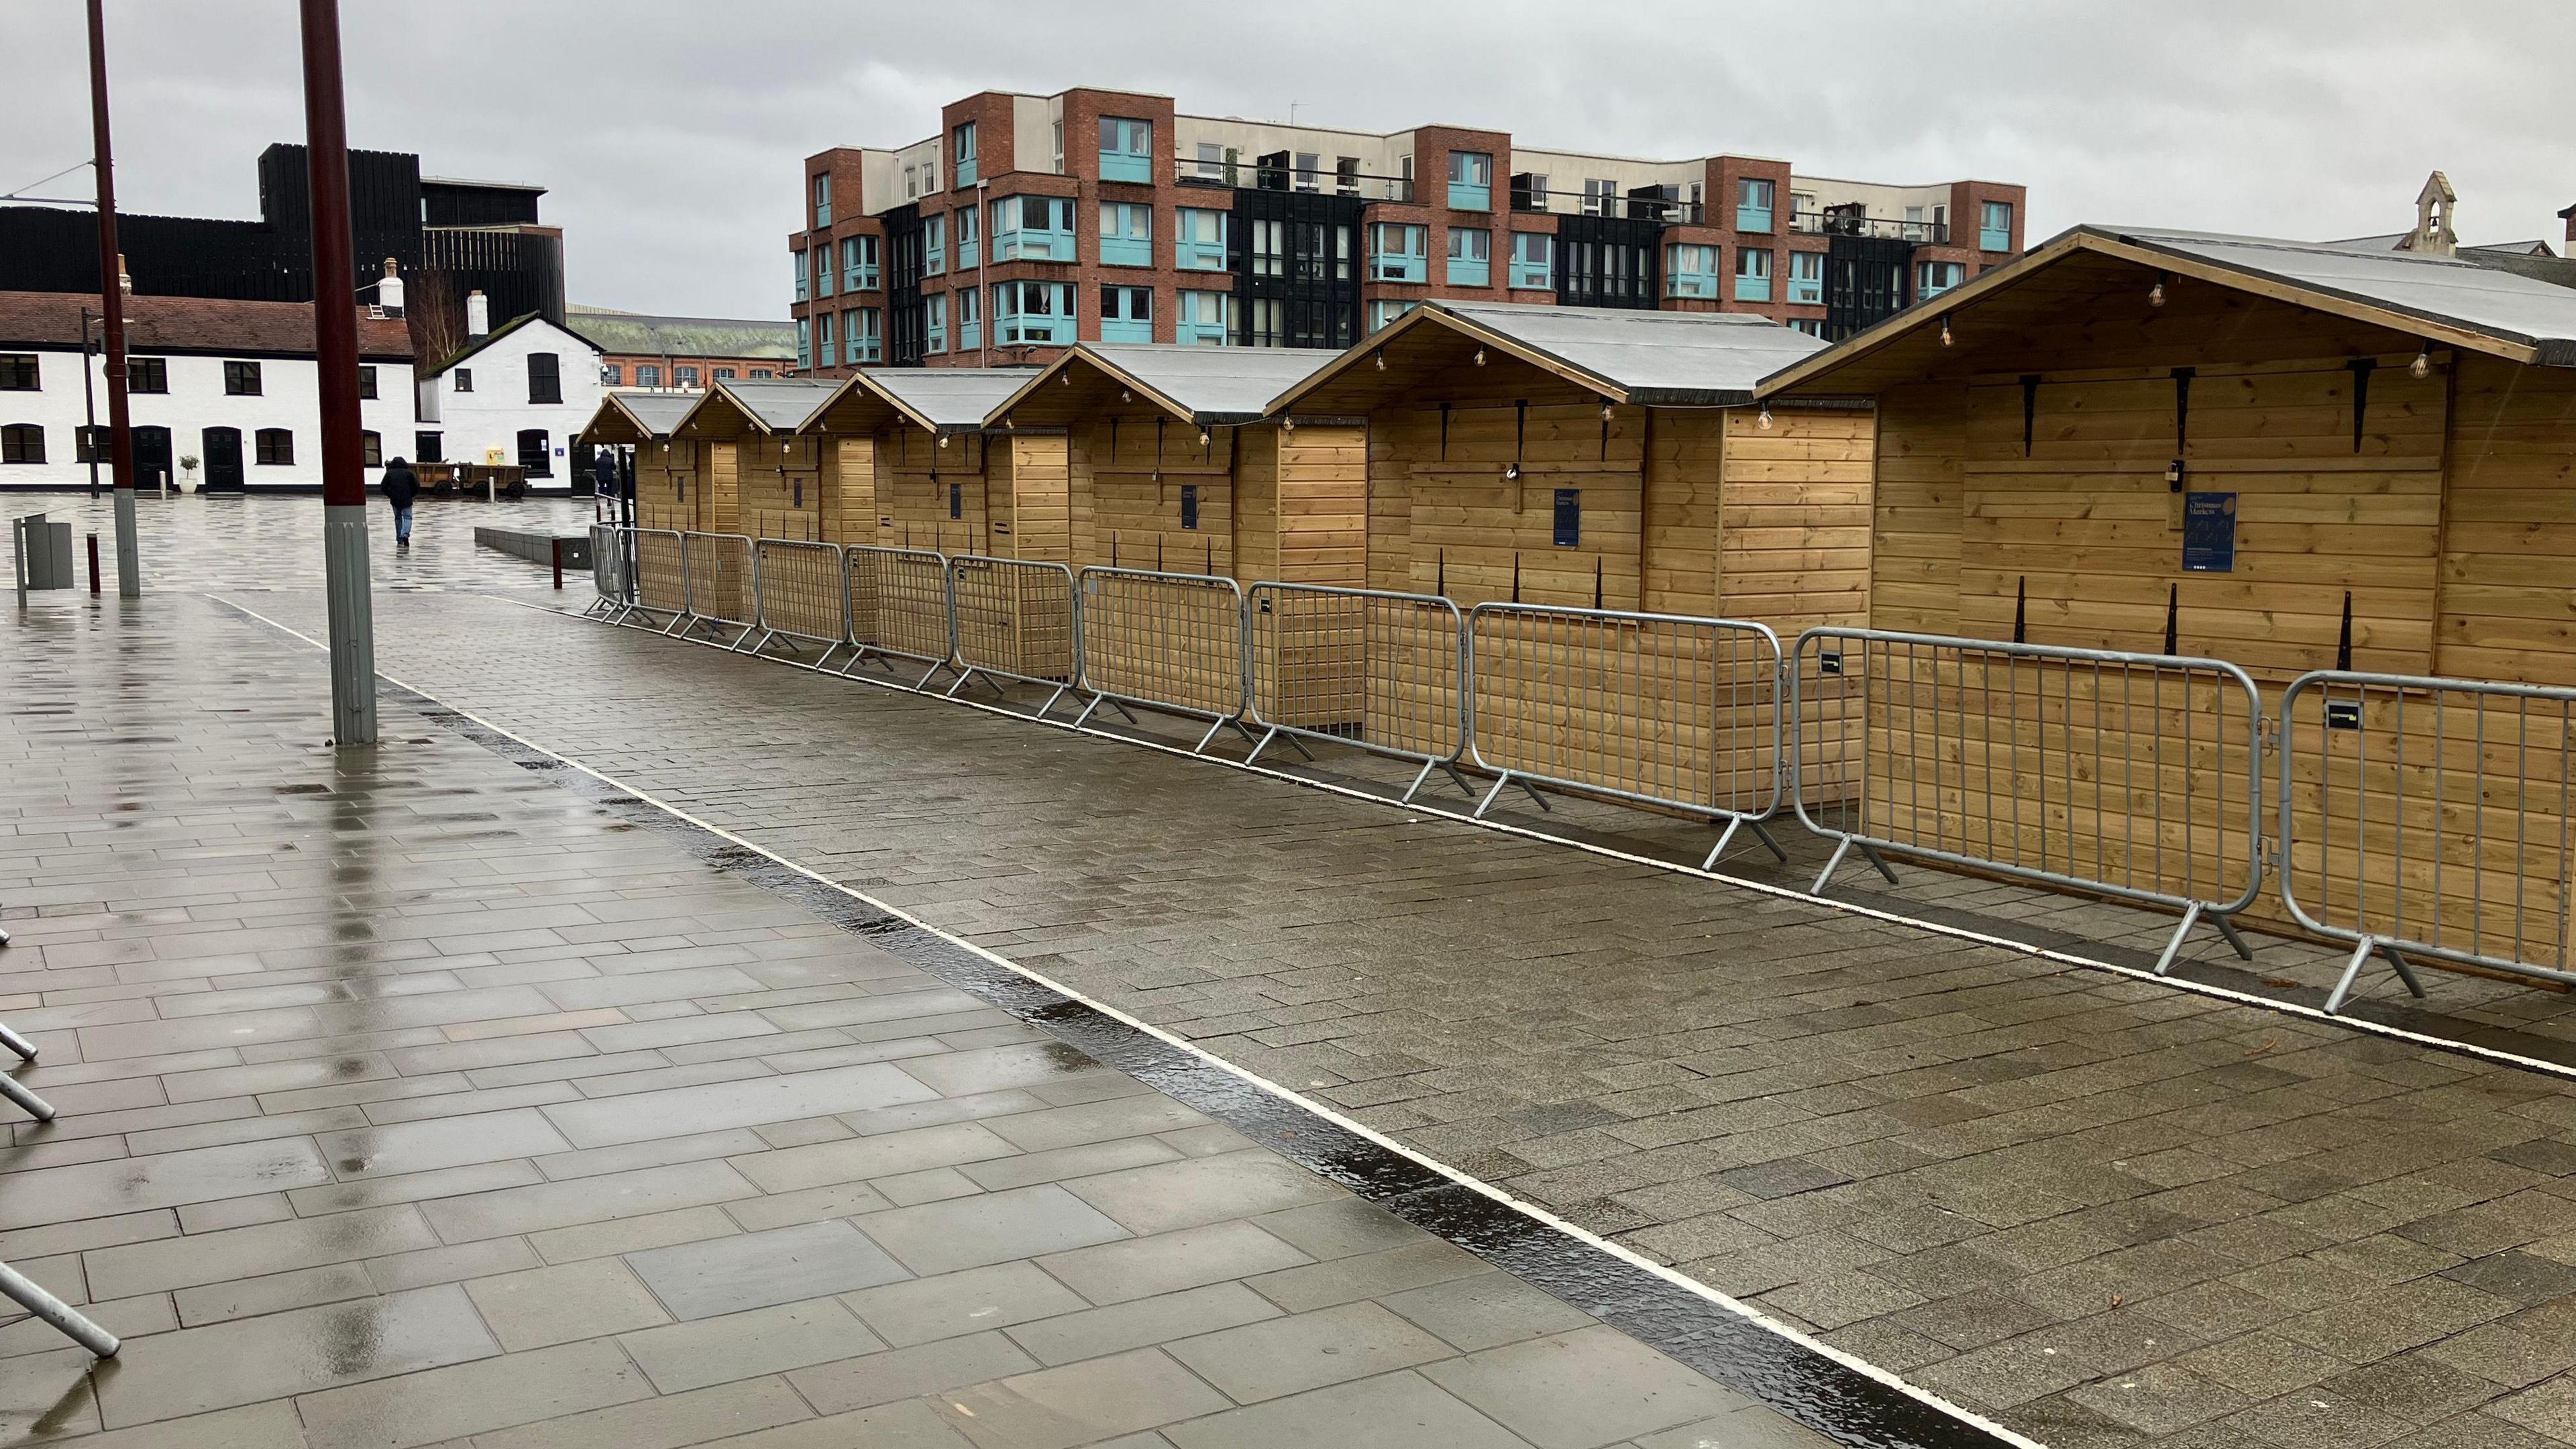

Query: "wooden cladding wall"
(2439, 358), (2576, 686)
(1070, 412), (1238, 577)
(1718, 408), (1875, 631)
(634, 438), (699, 534)
(1277, 424), (1368, 587)
(873, 431), (994, 555)
(830, 437), (875, 546)
(735, 436), (830, 544)
(1368, 401), (1646, 610)
(1868, 385), (1969, 635)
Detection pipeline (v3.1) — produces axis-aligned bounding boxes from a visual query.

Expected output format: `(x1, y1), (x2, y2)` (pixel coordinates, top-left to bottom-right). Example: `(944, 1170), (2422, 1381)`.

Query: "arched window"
(255, 428), (294, 466)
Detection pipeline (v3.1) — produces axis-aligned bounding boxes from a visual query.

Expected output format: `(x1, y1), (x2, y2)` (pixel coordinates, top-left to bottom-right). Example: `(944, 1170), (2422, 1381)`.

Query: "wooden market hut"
(667, 378), (843, 541)
(575, 391), (705, 533)
(796, 370), (1051, 555)
(984, 345), (1352, 582)
(1755, 223), (2576, 980)
(1271, 299), (1869, 629)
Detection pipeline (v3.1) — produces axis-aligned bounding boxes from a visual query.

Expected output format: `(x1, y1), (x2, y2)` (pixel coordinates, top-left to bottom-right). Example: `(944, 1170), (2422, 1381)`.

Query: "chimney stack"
(465, 288), (488, 338)
(2561, 202), (2575, 253)
(376, 258), (404, 318)
(115, 252), (130, 295)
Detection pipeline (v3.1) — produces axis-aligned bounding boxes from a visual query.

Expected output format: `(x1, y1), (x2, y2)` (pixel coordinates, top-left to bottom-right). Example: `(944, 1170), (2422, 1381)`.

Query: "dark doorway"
(202, 427), (244, 491)
(133, 425), (172, 490)
(516, 428), (551, 477)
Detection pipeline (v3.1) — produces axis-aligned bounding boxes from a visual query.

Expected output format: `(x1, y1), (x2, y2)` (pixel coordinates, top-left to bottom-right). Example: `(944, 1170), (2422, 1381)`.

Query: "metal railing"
(1246, 583), (1470, 802)
(0, 1015), (121, 1357)
(1073, 566), (1251, 753)
(840, 545), (954, 689)
(586, 524), (627, 619)
(680, 532), (757, 649)
(2278, 671), (2576, 1011)
(751, 539), (849, 663)
(1791, 628), (2265, 975)
(949, 555), (1079, 715)
(631, 528), (688, 627)
(1466, 603), (1788, 867)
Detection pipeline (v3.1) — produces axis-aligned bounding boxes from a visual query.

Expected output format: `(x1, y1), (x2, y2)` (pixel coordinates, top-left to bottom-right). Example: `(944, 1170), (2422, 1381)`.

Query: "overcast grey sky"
(7, 1), (2571, 319)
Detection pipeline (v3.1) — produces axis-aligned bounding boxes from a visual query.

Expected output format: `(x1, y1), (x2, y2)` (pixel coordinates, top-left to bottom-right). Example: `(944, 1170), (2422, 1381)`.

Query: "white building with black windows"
(414, 289), (603, 488)
(0, 290), (415, 492)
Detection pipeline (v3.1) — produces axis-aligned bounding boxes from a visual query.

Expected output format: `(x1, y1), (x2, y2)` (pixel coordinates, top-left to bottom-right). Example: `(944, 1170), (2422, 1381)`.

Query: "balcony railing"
(1174, 156), (1416, 202)
(1790, 209), (1949, 244)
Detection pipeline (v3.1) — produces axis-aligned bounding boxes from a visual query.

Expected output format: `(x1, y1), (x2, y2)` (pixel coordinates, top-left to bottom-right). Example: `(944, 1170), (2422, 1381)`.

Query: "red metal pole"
(87, 535), (100, 596)
(551, 537), (564, 590)
(300, 0), (377, 744)
(87, 0), (139, 597)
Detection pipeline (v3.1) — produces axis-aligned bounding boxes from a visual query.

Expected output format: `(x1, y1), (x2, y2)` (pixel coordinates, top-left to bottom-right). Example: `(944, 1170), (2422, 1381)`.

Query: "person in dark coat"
(381, 458), (421, 548)
(590, 446), (619, 500)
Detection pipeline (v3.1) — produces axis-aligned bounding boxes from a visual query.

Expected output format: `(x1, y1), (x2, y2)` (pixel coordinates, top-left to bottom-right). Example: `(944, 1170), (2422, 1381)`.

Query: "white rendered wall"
(0, 347), (415, 491)
(423, 318), (602, 488)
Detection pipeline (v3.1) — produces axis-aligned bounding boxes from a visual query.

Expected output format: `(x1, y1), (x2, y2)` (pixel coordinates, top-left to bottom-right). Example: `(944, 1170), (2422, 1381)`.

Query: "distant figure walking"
(591, 446), (618, 504)
(382, 457), (420, 549)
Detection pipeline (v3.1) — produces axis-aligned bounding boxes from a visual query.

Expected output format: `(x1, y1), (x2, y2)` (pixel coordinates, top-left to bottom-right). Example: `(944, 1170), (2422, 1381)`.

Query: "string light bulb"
(937, 433), (950, 449)
(1504, 463), (1519, 480)
(2409, 343), (2432, 379)
(1282, 415), (1296, 433)
(1373, 348), (1387, 371)
(1473, 348), (1487, 367)
(1060, 370), (1070, 386)
(1599, 399), (1613, 421)
(1198, 427), (1211, 447)
(2149, 276), (2167, 308)
(1939, 316), (1953, 347)
(1120, 388), (1132, 403)
(1757, 403), (1774, 430)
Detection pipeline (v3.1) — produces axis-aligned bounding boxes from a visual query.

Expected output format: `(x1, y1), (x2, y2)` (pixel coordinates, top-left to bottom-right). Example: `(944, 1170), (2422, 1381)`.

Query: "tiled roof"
(0, 290), (415, 360)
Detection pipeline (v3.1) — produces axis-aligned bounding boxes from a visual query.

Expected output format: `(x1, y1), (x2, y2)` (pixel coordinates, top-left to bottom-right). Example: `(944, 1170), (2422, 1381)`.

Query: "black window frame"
(517, 428), (552, 478)
(526, 352), (561, 405)
(453, 367), (474, 394)
(357, 364), (378, 400)
(223, 360), (263, 396)
(74, 425), (109, 463)
(0, 423), (44, 463)
(0, 355), (38, 391)
(254, 427), (294, 466)
(415, 431), (444, 463)
(125, 356), (168, 394)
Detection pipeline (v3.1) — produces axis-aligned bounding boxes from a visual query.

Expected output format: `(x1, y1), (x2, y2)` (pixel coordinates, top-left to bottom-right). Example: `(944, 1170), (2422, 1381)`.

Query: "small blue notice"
(1553, 489), (1580, 547)
(2183, 491), (2236, 572)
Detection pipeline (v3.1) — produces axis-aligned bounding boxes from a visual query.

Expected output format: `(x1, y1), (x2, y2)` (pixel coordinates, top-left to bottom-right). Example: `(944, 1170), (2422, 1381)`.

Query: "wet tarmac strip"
(510, 594), (2576, 1093)
(208, 597), (2033, 1449)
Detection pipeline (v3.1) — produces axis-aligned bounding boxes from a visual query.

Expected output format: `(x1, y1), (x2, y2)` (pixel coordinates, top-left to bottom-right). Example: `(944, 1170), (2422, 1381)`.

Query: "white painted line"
(511, 592), (2576, 1091)
(213, 592), (2041, 1449)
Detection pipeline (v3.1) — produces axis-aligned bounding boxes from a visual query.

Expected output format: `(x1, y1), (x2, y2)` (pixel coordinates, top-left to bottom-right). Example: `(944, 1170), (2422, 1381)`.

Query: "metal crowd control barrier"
(1246, 583), (1470, 802)
(629, 528), (689, 629)
(2277, 671), (2576, 1012)
(1791, 627), (2265, 975)
(949, 555), (1079, 714)
(1073, 566), (1252, 753)
(751, 539), (850, 663)
(584, 524), (627, 619)
(1466, 603), (1788, 867)
(840, 545), (955, 690)
(0, 1000), (121, 1357)
(680, 532), (758, 649)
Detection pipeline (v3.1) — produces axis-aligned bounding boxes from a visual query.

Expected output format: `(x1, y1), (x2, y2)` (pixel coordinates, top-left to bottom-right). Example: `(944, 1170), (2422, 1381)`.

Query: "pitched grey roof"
(862, 368), (1034, 430)
(565, 307), (798, 361)
(1077, 345), (1340, 423)
(608, 391), (699, 437)
(1419, 300), (1831, 406)
(2096, 227), (2576, 364)
(717, 378), (840, 431)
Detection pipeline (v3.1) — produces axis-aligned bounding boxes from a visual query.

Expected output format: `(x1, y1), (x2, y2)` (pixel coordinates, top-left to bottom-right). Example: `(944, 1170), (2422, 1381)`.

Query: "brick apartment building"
(786, 86), (2025, 371)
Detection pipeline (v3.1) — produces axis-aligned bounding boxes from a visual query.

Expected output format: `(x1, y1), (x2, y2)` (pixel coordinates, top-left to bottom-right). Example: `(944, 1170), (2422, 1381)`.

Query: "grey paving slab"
(0, 581), (1836, 1448)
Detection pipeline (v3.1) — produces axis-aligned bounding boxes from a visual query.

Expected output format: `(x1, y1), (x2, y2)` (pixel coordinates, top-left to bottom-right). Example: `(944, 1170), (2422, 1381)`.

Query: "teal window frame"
(957, 288), (980, 352)
(1666, 243), (1719, 300)
(924, 215), (946, 276)
(793, 249), (808, 302)
(1366, 299), (1417, 333)
(1444, 226), (1491, 286)
(1176, 207), (1228, 271)
(1735, 177), (1774, 233)
(1980, 201), (2013, 252)
(1100, 201), (1153, 267)
(795, 316), (810, 370)
(953, 122), (977, 188)
(926, 294), (947, 354)
(1508, 231), (1553, 290)
(1447, 151), (1491, 211)
(994, 196), (1077, 262)
(843, 235), (879, 292)
(1176, 289), (1231, 345)
(1734, 246), (1772, 303)
(1100, 284), (1153, 343)
(954, 207), (978, 269)
(813, 246), (834, 299)
(996, 281), (1075, 345)
(1369, 223), (1426, 282)
(816, 311), (836, 368)
(851, 307), (882, 364)
(1786, 250), (1823, 305)
(1098, 117), (1152, 184)
(812, 173), (831, 227)
(1916, 260), (1963, 299)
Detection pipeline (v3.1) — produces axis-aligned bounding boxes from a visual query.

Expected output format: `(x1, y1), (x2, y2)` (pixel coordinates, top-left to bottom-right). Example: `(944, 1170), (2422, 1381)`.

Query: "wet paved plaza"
(16, 496), (2576, 1445)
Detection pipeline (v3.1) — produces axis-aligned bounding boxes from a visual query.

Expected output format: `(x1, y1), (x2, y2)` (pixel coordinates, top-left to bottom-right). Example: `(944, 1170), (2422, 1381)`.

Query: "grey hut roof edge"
(802, 368), (1038, 436)
(575, 389), (702, 444)
(1269, 299), (1831, 414)
(1758, 223), (2576, 399)
(989, 343), (1343, 426)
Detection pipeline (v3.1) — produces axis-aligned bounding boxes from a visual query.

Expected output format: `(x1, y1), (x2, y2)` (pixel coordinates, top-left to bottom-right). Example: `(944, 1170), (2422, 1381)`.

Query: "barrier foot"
(2385, 944), (2428, 1000)
(1072, 695), (1104, 729)
(1398, 757), (1436, 803)
(943, 669), (976, 698)
(0, 1070), (56, 1123)
(2151, 902), (2206, 977)
(910, 661), (949, 692)
(1030, 684), (1069, 720)
(2324, 935), (2377, 1014)
(0, 1260), (119, 1357)
(1278, 733), (1315, 763)
(1811, 837), (1854, 895)
(1517, 780), (1552, 813)
(1108, 699), (1138, 725)
(0, 1020), (34, 1061)
(1189, 716), (1231, 756)
(1858, 841), (1899, 884)
(1441, 762), (1478, 798)
(1245, 727), (1279, 767)
(2212, 912), (2255, 962)
(1472, 773), (1513, 820)
(1699, 818), (1742, 871)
